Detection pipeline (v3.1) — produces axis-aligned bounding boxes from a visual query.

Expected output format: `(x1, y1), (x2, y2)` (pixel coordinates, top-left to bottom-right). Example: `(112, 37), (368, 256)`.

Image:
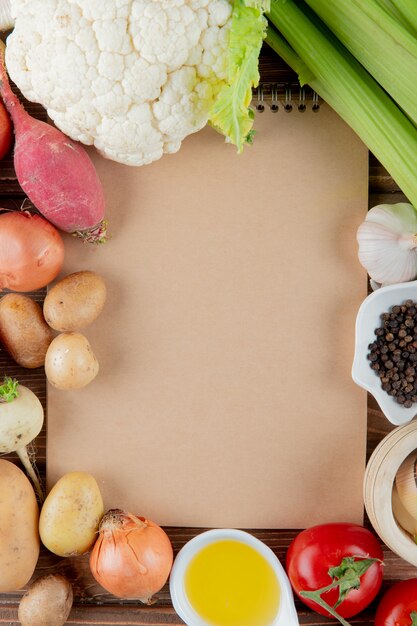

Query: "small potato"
(44, 270), (106, 332)
(39, 472), (104, 557)
(0, 293), (53, 368)
(0, 459), (39, 592)
(45, 332), (99, 390)
(18, 573), (73, 626)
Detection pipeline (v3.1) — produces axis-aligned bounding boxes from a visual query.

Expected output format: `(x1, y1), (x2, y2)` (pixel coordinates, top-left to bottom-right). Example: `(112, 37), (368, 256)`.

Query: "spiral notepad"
(252, 82), (321, 113)
(47, 102), (369, 529)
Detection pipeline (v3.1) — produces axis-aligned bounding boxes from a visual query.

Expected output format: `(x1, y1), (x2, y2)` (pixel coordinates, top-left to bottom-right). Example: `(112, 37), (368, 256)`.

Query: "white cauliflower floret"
(6, 0), (233, 166)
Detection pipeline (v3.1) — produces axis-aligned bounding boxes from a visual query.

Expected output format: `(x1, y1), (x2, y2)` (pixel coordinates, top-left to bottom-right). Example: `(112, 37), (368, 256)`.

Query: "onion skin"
(89, 509), (174, 603)
(0, 212), (64, 292)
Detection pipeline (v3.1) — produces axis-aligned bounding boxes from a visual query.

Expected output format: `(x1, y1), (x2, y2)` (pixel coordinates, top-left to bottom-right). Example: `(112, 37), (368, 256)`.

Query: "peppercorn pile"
(368, 299), (417, 408)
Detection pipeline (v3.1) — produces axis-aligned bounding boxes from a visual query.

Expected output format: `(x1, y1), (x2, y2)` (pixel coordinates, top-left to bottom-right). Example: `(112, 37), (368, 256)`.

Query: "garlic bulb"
(357, 203), (417, 285)
(0, 0), (13, 31)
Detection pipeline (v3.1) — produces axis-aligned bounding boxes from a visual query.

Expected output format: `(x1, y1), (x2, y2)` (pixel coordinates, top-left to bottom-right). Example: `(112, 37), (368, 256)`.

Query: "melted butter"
(184, 539), (281, 626)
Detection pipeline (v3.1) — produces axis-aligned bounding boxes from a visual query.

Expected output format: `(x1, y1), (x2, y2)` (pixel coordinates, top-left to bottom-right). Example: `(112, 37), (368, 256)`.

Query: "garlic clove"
(0, 0), (14, 31)
(395, 451), (417, 521)
(357, 203), (417, 285)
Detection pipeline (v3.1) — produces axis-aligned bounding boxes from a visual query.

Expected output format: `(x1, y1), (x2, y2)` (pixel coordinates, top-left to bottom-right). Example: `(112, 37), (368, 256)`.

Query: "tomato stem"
(410, 611), (417, 626)
(299, 590), (352, 626)
(299, 556), (382, 626)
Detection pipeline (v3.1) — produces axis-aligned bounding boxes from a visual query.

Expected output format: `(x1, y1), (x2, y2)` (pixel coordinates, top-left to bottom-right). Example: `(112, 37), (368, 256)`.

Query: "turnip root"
(0, 41), (106, 243)
(18, 574), (73, 626)
(0, 378), (44, 500)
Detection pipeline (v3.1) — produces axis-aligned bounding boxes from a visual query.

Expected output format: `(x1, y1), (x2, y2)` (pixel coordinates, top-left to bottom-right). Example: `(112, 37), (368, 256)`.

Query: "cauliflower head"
(6, 0), (233, 165)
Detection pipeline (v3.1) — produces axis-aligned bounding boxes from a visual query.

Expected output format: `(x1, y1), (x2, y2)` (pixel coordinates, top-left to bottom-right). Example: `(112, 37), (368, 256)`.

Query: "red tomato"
(375, 579), (417, 626)
(0, 99), (12, 160)
(286, 523), (384, 619)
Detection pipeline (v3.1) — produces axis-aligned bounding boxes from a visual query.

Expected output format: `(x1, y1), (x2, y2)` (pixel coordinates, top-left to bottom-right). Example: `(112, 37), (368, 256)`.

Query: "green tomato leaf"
(208, 0), (269, 152)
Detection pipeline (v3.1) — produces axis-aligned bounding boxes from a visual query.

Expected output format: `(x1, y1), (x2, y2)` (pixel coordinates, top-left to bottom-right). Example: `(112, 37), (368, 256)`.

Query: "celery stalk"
(390, 0), (417, 34)
(373, 0), (417, 34)
(267, 0), (417, 209)
(302, 0), (417, 126)
(265, 26), (310, 82)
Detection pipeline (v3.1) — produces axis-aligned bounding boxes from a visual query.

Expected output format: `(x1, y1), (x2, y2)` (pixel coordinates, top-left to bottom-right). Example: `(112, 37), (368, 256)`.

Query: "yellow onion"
(89, 509), (173, 603)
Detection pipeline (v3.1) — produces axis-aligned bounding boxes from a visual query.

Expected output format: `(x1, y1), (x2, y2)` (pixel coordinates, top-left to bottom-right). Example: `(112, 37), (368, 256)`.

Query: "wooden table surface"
(0, 48), (416, 625)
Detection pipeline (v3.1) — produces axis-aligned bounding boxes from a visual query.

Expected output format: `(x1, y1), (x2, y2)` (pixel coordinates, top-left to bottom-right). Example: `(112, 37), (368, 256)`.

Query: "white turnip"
(0, 378), (44, 500)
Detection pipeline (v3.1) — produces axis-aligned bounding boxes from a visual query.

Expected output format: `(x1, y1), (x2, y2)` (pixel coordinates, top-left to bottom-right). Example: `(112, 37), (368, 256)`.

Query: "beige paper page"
(47, 105), (368, 528)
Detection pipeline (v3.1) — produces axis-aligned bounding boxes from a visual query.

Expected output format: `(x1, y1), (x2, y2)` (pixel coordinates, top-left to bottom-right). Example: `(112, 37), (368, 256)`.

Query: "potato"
(44, 271), (106, 332)
(45, 332), (99, 390)
(0, 293), (53, 368)
(39, 471), (104, 557)
(18, 573), (73, 626)
(0, 459), (39, 592)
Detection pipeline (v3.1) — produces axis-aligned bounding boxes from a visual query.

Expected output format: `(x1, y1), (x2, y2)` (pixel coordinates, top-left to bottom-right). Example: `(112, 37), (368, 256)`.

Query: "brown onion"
(89, 509), (173, 603)
(0, 211), (64, 292)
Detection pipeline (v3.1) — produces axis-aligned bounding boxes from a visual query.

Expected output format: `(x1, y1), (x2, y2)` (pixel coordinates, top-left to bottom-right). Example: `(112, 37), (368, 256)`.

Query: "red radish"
(0, 98), (12, 160)
(0, 42), (106, 243)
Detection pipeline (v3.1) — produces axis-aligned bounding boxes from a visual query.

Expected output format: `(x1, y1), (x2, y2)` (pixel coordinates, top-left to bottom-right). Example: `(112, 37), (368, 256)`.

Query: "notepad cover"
(46, 105), (368, 528)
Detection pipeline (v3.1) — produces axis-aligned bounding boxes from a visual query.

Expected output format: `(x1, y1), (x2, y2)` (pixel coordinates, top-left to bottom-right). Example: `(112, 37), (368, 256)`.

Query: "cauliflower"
(5, 0), (269, 166)
(5, 0), (234, 166)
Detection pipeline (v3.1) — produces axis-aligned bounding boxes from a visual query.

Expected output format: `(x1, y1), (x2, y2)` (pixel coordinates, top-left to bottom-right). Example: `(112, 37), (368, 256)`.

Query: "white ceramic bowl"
(352, 280), (417, 425)
(169, 529), (299, 626)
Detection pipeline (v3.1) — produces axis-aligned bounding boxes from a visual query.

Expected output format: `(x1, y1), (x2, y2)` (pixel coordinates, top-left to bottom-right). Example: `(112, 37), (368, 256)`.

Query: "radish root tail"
(73, 219), (109, 244)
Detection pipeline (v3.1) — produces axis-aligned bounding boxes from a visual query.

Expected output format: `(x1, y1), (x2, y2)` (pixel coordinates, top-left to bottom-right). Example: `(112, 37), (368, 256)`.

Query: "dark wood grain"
(0, 51), (415, 626)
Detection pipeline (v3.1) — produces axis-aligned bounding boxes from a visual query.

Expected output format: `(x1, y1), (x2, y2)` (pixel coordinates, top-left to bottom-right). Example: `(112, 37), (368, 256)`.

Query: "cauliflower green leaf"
(209, 0), (270, 152)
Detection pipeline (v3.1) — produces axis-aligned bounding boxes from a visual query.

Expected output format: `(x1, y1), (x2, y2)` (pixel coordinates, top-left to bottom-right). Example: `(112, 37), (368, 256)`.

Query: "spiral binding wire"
(252, 83), (321, 113)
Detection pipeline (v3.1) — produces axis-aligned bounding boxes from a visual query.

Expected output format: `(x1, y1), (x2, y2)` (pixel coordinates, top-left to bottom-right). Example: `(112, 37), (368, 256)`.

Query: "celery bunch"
(266, 0), (417, 209)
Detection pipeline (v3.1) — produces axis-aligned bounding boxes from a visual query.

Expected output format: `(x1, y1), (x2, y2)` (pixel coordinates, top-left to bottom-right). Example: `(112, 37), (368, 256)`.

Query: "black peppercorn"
(368, 299), (417, 408)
